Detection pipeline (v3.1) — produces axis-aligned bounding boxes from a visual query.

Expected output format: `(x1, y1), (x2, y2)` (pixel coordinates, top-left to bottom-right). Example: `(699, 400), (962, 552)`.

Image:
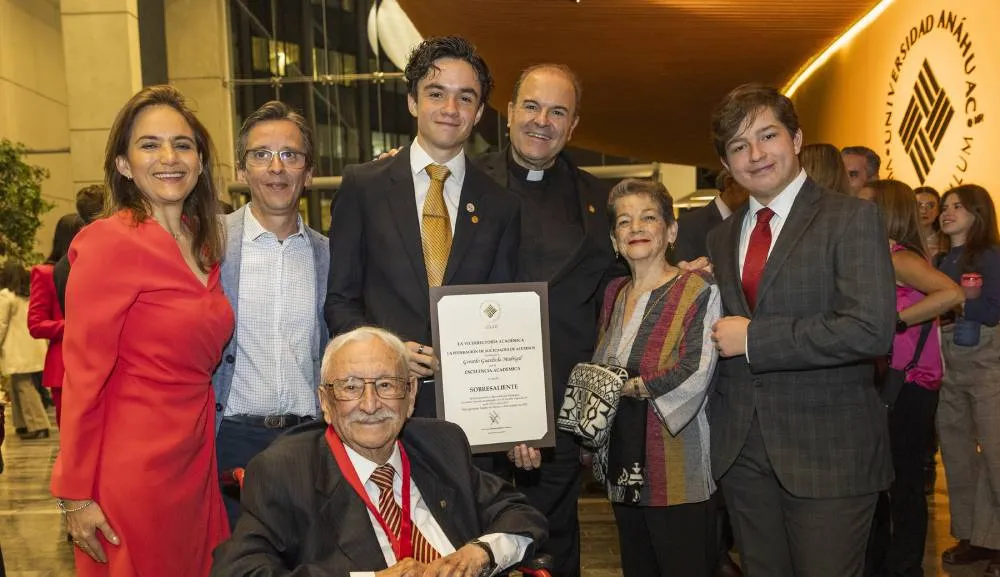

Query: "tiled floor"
(0, 407), (990, 576)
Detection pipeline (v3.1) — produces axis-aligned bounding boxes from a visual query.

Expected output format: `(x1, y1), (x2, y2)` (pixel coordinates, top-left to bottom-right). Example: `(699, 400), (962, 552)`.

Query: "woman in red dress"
(28, 213), (83, 427)
(51, 85), (233, 577)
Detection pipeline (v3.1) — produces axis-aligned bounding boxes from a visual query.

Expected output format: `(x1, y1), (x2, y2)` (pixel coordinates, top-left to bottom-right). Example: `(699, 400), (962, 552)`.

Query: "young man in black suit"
(325, 36), (520, 418)
(707, 84), (895, 577)
(211, 327), (547, 576)
(674, 169), (749, 264)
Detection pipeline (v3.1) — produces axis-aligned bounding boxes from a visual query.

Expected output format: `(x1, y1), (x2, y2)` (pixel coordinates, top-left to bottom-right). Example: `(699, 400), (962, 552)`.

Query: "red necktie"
(371, 464), (442, 564)
(742, 207), (775, 310)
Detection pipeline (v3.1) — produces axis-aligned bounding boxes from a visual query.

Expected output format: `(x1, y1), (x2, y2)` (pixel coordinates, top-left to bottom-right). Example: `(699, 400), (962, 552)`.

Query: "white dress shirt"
(226, 206), (318, 417)
(347, 443), (531, 577)
(409, 138), (466, 235)
(737, 169), (808, 272)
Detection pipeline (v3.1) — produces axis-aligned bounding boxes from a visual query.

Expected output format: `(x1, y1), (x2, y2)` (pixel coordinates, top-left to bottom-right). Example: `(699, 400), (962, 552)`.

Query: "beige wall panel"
(0, 80), (70, 150)
(60, 0), (136, 15)
(792, 0), (998, 198)
(165, 0), (234, 189)
(68, 129), (109, 185)
(61, 12), (141, 130)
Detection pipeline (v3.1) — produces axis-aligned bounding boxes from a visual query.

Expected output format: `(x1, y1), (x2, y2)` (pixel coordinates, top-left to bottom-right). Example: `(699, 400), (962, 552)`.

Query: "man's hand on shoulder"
(374, 558), (426, 577)
(421, 544), (490, 577)
(375, 147), (402, 161)
(678, 256), (713, 275)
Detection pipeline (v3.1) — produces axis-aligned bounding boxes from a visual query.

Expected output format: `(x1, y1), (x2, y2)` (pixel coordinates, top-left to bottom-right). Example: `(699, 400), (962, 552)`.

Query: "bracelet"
(56, 498), (94, 514)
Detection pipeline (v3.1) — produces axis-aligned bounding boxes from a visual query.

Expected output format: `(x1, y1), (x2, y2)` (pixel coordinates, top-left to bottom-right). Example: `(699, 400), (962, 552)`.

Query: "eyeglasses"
(245, 148), (308, 169)
(323, 376), (411, 401)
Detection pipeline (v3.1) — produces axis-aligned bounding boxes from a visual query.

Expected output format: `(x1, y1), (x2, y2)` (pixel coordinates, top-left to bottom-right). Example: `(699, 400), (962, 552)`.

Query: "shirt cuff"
(350, 573), (376, 577)
(479, 533), (533, 575)
(744, 332), (750, 364)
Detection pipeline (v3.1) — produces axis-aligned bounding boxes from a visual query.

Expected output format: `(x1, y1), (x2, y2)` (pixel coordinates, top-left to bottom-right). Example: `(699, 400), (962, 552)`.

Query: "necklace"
(152, 217), (183, 241)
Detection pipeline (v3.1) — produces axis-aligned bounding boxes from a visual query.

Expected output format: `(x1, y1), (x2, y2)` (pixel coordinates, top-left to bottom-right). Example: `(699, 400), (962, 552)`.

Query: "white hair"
(321, 326), (409, 381)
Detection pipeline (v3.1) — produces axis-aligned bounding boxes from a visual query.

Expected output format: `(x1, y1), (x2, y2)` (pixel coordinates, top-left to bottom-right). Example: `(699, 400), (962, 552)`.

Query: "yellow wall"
(792, 0), (997, 198)
(0, 0), (74, 258)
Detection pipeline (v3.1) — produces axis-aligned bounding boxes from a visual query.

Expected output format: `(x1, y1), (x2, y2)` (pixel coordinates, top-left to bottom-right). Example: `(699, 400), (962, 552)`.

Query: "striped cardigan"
(594, 271), (720, 506)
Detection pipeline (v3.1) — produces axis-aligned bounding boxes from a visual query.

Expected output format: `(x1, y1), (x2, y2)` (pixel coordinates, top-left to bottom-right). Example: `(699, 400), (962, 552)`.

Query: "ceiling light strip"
(783, 0), (896, 97)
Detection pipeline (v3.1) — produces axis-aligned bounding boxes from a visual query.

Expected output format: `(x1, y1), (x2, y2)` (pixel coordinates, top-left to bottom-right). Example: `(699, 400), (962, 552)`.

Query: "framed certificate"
(429, 283), (555, 453)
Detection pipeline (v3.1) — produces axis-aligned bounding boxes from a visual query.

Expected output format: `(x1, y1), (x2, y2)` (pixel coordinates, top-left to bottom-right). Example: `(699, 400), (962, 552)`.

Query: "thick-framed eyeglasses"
(245, 148), (308, 169)
(323, 376), (411, 401)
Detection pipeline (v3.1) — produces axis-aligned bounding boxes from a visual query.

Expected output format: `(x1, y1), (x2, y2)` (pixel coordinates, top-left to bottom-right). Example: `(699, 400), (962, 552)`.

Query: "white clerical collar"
(747, 168), (807, 222)
(410, 137), (466, 183)
(526, 169), (544, 182)
(344, 441), (403, 487)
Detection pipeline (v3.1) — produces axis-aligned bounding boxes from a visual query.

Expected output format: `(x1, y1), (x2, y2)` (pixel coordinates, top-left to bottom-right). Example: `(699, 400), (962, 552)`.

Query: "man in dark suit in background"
(211, 326), (547, 576)
(674, 169), (749, 263)
(325, 36), (520, 418)
(707, 84), (895, 577)
(474, 63), (617, 577)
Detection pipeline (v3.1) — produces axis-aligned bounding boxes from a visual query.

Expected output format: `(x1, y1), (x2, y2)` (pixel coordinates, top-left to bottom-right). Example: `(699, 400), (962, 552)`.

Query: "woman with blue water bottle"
(935, 184), (1000, 574)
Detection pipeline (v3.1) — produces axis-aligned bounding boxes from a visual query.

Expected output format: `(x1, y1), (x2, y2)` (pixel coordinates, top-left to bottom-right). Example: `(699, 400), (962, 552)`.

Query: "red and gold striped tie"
(421, 164), (452, 287)
(371, 463), (442, 563)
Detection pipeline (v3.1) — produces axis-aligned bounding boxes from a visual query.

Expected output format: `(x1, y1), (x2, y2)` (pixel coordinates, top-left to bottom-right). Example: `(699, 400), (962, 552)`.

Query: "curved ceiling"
(397, 0), (880, 168)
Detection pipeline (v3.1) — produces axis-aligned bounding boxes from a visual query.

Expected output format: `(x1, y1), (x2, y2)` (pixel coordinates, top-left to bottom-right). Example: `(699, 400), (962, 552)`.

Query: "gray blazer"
(707, 178), (895, 499)
(211, 205), (331, 434)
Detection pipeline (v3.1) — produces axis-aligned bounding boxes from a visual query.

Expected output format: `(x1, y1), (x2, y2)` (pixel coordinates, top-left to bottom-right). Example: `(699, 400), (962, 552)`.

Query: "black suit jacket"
(674, 200), (724, 263)
(475, 151), (619, 401)
(325, 147), (521, 414)
(211, 419), (548, 576)
(706, 178), (895, 499)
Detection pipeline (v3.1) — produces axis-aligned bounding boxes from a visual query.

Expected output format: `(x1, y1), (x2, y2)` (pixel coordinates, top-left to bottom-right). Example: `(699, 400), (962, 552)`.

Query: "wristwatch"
(468, 539), (497, 576)
(896, 314), (908, 334)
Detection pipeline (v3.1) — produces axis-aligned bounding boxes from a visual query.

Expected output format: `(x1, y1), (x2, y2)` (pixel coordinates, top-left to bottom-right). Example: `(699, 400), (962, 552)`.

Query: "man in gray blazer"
(707, 84), (895, 577)
(212, 101), (330, 528)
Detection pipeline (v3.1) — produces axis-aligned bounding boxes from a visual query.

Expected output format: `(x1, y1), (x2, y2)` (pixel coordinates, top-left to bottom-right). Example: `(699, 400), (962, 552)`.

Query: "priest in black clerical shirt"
(475, 63), (618, 577)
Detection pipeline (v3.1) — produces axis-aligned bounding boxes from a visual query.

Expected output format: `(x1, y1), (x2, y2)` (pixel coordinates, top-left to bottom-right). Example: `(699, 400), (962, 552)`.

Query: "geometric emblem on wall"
(898, 59), (955, 184)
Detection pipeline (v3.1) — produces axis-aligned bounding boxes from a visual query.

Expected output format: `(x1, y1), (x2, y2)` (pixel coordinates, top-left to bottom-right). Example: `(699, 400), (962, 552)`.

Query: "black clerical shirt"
(507, 153), (584, 283)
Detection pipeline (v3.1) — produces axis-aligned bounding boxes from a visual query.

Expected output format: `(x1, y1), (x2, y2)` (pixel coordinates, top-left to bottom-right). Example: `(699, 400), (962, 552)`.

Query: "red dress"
(27, 263), (65, 425)
(51, 212), (234, 577)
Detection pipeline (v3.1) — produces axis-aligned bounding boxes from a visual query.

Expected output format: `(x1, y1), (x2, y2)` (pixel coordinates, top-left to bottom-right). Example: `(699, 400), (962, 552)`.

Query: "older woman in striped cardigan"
(595, 178), (721, 577)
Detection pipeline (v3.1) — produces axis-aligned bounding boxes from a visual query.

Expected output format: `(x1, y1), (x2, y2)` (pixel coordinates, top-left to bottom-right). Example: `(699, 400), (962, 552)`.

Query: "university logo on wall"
(884, 11), (985, 189)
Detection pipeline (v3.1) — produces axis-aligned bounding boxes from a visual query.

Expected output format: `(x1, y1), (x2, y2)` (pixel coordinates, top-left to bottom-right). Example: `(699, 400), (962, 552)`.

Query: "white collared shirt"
(738, 169), (808, 272)
(226, 205), (318, 417)
(409, 138), (466, 234)
(347, 443), (531, 577)
(714, 196), (733, 220)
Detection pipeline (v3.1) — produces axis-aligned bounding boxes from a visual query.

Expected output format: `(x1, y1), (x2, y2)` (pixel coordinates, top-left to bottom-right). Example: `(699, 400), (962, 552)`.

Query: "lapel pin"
(588, 204), (596, 214)
(440, 499), (447, 509)
(466, 202), (475, 213)
(471, 215), (480, 224)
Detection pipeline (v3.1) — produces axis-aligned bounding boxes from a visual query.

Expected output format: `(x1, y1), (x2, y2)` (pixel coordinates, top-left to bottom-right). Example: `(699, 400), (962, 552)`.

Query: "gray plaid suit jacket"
(707, 178), (895, 499)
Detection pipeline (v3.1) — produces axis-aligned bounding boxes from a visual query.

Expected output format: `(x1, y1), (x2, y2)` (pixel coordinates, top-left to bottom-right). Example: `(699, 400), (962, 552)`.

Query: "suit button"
(215, 403), (223, 412)
(753, 378), (762, 387)
(225, 354), (235, 364)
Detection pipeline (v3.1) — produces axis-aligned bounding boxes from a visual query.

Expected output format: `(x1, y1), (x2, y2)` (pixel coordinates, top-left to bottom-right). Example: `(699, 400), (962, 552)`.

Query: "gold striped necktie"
(371, 463), (442, 563)
(421, 164), (452, 287)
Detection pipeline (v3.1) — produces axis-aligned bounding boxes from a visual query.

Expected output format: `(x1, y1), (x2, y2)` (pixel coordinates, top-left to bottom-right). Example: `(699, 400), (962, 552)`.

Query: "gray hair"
(841, 145), (881, 180)
(321, 326), (409, 382)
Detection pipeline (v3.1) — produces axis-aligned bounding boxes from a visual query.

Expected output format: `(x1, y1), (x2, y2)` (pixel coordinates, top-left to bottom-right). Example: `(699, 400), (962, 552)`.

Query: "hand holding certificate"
(430, 283), (555, 453)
